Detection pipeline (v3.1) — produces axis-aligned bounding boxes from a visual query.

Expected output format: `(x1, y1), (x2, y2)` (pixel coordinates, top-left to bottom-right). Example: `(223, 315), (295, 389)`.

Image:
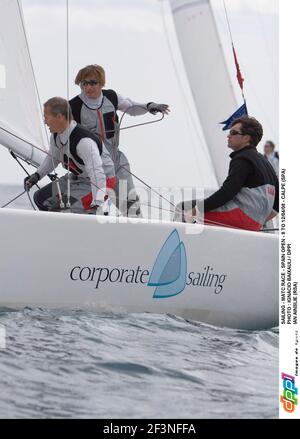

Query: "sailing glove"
(147, 102), (170, 115)
(24, 172), (40, 190)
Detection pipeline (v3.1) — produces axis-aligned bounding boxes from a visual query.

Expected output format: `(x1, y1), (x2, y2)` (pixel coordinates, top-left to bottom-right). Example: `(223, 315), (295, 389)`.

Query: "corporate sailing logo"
(70, 229), (227, 296)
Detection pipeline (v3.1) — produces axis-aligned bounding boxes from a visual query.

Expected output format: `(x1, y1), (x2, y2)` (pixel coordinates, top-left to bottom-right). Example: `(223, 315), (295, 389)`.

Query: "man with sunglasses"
(69, 64), (170, 217)
(175, 116), (279, 231)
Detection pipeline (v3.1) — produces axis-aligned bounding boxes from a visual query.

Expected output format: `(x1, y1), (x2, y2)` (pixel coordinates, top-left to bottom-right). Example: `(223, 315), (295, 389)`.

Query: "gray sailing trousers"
(33, 174), (96, 214)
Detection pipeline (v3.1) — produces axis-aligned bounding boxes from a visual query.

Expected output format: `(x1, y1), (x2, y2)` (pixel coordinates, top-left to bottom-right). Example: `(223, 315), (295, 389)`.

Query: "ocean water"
(0, 185), (279, 419)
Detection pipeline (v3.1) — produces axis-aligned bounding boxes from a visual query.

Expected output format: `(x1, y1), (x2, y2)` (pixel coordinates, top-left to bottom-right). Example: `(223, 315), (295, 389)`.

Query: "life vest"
(54, 123), (115, 189)
(69, 90), (120, 163)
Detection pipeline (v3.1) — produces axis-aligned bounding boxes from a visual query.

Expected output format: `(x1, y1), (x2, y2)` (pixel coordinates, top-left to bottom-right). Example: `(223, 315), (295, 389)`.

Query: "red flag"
(232, 45), (244, 90)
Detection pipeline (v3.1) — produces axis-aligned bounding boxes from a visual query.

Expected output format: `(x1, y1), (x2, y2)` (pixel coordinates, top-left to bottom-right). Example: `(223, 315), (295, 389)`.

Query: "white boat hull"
(0, 208), (278, 330)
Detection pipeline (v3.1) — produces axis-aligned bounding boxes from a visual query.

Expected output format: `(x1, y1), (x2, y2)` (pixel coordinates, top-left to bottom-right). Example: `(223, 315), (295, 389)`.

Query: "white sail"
(0, 0), (47, 166)
(169, 0), (239, 185)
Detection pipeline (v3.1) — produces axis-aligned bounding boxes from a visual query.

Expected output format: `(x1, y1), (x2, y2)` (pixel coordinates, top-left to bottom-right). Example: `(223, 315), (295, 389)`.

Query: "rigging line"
(9, 151), (40, 189)
(6, 151), (277, 228)
(1, 190), (26, 209)
(222, 0), (234, 45)
(116, 110), (164, 133)
(7, 151), (195, 222)
(114, 107), (197, 218)
(0, 186), (271, 231)
(16, 0), (49, 148)
(116, 108), (185, 214)
(1, 126), (108, 202)
(9, 150), (40, 209)
(9, 150), (39, 209)
(189, 214), (259, 231)
(9, 137), (63, 193)
(118, 164), (177, 209)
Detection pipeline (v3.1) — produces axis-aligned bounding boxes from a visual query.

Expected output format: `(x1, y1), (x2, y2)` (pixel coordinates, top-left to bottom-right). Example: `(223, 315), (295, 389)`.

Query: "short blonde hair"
(75, 64), (106, 87)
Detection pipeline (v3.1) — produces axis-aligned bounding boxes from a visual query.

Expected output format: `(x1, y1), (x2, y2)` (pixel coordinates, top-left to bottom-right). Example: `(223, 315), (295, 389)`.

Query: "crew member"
(69, 64), (170, 217)
(25, 97), (115, 214)
(175, 117), (279, 231)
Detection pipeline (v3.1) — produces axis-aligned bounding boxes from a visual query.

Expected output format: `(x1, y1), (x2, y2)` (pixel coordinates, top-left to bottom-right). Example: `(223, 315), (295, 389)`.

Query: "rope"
(1, 190), (26, 208)
(222, 0), (246, 102)
(222, 0), (234, 45)
(9, 151), (40, 189)
(118, 164), (176, 210)
(117, 111), (164, 132)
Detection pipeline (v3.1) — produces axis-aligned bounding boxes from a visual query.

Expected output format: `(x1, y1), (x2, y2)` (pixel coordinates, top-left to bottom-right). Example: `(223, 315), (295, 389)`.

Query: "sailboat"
(0, 0), (278, 330)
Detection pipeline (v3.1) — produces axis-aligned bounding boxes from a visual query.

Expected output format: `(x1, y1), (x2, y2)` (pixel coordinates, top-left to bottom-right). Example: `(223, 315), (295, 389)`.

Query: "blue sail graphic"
(153, 242), (187, 298)
(148, 229), (187, 298)
(148, 229), (181, 286)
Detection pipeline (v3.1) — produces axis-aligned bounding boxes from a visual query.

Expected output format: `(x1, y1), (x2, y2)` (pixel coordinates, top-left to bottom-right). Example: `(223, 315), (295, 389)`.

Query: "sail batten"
(0, 0), (47, 165)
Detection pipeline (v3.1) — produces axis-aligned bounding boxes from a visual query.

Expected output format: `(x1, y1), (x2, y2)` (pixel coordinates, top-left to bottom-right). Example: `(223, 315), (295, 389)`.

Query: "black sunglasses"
(81, 80), (99, 87)
(229, 129), (244, 136)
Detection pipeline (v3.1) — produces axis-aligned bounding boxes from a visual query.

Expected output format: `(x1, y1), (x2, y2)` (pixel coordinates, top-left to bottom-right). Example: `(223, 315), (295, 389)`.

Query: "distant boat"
(0, 0), (278, 330)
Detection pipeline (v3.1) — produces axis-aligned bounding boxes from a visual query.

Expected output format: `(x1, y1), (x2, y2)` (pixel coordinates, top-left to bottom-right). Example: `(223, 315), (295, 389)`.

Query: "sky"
(0, 0), (278, 185)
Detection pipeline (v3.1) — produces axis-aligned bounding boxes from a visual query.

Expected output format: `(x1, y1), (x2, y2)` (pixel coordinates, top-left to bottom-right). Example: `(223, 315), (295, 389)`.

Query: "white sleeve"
(117, 93), (149, 116)
(76, 138), (106, 204)
(36, 135), (60, 179)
